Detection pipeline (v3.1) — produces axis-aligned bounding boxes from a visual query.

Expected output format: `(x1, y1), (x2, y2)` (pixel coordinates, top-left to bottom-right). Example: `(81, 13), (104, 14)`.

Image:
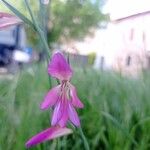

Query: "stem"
(78, 127), (90, 150)
(24, 0), (50, 57)
(38, 1), (52, 88)
(57, 138), (61, 150)
(24, 0), (52, 87)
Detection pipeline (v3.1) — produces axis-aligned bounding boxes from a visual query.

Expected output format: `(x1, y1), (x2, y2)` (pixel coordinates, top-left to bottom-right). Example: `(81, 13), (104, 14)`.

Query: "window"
(126, 56), (131, 66)
(100, 56), (104, 70)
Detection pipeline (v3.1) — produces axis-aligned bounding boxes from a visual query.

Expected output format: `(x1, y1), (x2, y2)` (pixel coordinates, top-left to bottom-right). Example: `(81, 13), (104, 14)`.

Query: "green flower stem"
(78, 127), (90, 150)
(24, 0), (50, 58)
(24, 0), (52, 87)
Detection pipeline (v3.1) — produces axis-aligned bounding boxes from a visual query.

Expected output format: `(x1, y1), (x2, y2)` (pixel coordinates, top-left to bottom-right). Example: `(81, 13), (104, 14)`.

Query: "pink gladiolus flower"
(0, 12), (22, 29)
(25, 126), (72, 148)
(40, 52), (84, 127)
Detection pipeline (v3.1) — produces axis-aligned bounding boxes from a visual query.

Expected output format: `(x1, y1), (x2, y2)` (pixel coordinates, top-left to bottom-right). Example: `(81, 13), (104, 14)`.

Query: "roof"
(103, 0), (150, 21)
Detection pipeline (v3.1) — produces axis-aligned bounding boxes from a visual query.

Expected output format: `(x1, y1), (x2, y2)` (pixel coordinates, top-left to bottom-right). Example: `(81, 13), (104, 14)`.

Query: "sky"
(103, 0), (150, 20)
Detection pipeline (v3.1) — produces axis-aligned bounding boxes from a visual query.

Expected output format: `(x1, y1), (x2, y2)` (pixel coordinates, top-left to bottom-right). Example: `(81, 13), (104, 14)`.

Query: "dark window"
(126, 56), (131, 66)
(100, 56), (104, 70)
(147, 56), (150, 69)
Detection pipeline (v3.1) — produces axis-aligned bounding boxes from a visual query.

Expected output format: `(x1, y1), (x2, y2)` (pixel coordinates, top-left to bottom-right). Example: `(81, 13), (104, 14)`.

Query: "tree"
(48, 0), (107, 45)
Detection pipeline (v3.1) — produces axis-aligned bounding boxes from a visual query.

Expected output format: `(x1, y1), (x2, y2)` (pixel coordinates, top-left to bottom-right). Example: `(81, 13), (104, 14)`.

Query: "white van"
(0, 24), (31, 70)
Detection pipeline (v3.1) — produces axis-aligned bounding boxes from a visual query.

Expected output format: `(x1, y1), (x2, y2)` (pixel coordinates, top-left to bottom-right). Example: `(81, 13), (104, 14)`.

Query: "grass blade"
(102, 111), (138, 146)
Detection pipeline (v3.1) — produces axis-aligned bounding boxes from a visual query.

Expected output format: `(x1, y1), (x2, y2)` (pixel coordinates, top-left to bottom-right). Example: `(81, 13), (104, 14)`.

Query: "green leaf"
(1, 0), (35, 29)
(102, 111), (138, 146)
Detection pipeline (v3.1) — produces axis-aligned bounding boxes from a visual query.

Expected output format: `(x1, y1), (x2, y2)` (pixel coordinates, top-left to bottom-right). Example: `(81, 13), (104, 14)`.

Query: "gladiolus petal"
(70, 84), (84, 108)
(51, 100), (64, 126)
(58, 100), (69, 127)
(40, 85), (60, 110)
(48, 52), (73, 81)
(68, 102), (80, 126)
(25, 126), (72, 148)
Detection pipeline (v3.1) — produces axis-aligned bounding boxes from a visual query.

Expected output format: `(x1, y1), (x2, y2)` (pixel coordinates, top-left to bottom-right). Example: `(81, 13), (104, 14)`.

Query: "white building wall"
(94, 12), (150, 72)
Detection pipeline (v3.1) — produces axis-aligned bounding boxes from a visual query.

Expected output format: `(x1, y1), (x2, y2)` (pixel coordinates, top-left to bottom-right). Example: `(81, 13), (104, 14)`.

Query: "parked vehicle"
(0, 24), (32, 72)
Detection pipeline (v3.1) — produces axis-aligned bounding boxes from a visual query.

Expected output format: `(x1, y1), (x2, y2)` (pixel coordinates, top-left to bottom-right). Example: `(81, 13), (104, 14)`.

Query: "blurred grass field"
(0, 63), (150, 150)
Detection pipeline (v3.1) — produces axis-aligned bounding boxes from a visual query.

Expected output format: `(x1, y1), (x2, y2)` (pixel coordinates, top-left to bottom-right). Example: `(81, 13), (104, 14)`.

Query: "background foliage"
(0, 63), (150, 150)
(48, 0), (106, 44)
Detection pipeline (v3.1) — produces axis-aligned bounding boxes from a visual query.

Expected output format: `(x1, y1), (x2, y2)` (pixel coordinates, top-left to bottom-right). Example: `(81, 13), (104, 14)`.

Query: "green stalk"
(24, 0), (52, 87)
(38, 1), (52, 87)
(24, 0), (50, 58)
(78, 127), (90, 150)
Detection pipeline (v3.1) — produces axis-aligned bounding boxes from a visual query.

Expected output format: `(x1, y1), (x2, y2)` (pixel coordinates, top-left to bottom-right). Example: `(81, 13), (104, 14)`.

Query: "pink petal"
(58, 112), (68, 127)
(40, 85), (60, 110)
(0, 12), (22, 29)
(70, 84), (84, 108)
(48, 52), (73, 81)
(25, 126), (72, 148)
(58, 100), (69, 127)
(68, 102), (80, 127)
(51, 100), (64, 126)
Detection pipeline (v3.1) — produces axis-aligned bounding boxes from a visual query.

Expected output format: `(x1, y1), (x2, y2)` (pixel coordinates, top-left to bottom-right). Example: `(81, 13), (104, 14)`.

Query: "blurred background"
(0, 0), (150, 150)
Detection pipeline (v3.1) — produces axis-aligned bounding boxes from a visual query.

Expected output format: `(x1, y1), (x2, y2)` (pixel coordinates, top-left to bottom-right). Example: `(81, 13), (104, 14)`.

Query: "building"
(95, 0), (150, 75)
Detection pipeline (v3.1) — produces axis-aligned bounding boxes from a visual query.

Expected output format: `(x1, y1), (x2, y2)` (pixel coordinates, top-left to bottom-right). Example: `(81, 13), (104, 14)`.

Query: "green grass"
(0, 63), (150, 150)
